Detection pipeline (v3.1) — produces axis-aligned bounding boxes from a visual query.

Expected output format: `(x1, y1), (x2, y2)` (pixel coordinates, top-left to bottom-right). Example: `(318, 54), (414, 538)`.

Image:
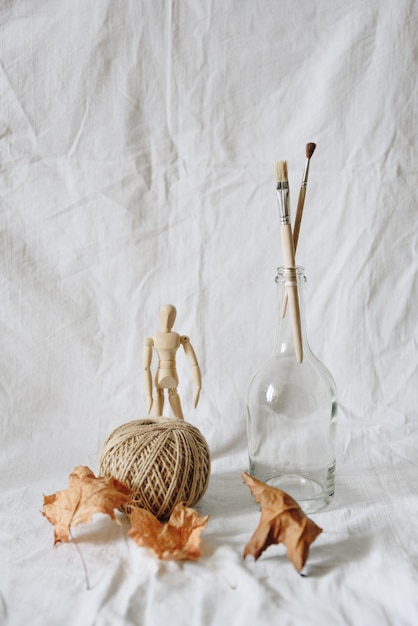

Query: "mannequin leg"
(153, 388), (164, 417)
(168, 388), (184, 420)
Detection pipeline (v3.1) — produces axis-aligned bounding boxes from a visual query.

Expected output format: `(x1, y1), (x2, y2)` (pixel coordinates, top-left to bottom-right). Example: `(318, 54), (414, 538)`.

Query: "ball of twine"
(99, 418), (211, 519)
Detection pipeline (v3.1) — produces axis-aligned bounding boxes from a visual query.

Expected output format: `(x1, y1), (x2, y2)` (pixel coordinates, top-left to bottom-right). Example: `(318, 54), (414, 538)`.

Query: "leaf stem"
(200, 559), (237, 590)
(69, 529), (91, 590)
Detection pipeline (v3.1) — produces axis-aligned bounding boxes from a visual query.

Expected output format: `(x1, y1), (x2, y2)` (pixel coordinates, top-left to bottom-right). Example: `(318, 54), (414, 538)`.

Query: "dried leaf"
(242, 472), (322, 572)
(42, 465), (131, 544)
(128, 502), (209, 561)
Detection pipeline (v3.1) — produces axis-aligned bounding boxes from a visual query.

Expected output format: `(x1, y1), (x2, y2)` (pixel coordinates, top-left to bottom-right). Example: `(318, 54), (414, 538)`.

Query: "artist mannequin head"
(159, 304), (176, 332)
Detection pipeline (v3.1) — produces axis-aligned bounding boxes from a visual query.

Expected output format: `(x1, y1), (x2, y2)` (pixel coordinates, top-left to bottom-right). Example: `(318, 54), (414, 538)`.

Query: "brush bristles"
(306, 142), (316, 159)
(275, 160), (288, 183)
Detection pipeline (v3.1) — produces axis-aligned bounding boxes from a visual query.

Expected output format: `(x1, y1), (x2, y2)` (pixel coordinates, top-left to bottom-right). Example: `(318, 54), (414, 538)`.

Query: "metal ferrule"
(301, 159), (310, 188)
(276, 182), (291, 224)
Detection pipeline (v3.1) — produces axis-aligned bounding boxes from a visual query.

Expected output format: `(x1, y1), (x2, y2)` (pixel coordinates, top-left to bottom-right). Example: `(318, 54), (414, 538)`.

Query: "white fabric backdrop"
(1, 1), (417, 624)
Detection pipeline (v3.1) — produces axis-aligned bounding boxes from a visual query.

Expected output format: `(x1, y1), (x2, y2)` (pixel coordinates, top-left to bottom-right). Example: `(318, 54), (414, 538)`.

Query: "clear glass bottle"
(246, 266), (337, 513)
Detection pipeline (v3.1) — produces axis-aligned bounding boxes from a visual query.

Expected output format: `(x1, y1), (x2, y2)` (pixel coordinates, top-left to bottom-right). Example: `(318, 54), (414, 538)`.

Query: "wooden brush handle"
(280, 224), (303, 363)
(286, 280), (303, 364)
(293, 187), (306, 250)
(281, 189), (305, 317)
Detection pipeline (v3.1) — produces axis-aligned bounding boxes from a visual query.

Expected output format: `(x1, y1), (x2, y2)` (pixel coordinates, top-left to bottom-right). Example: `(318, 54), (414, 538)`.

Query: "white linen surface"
(1, 1), (418, 624)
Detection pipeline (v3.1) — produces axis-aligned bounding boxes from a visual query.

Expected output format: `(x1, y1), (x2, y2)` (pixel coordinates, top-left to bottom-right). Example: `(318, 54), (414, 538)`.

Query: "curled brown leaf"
(242, 472), (322, 572)
(128, 502), (209, 561)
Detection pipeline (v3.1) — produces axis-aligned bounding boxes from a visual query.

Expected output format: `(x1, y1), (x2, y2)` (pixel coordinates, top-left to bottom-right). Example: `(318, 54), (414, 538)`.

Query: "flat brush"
(276, 160), (303, 363)
(282, 142), (316, 317)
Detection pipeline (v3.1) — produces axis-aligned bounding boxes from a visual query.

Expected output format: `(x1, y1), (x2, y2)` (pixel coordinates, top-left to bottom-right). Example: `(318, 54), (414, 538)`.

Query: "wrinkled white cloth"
(1, 1), (418, 624)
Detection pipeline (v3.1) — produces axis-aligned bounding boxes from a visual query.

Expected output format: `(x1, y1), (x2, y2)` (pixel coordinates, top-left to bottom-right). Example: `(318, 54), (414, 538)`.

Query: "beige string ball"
(99, 417), (211, 519)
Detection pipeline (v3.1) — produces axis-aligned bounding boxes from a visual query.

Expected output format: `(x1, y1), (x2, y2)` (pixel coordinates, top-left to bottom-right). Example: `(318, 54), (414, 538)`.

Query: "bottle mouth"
(275, 266), (306, 284)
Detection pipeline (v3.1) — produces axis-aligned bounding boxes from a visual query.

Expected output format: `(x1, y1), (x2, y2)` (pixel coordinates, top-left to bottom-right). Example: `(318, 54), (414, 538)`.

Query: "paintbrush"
(276, 160), (303, 363)
(282, 142), (316, 317)
(293, 142), (316, 250)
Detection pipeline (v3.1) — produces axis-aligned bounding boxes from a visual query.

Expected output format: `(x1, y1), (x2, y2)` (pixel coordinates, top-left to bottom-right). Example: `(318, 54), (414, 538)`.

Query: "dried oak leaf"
(242, 472), (322, 572)
(42, 465), (131, 544)
(128, 502), (209, 561)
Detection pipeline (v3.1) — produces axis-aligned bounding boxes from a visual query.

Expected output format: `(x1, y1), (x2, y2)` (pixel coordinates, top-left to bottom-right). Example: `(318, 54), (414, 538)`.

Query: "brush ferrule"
(301, 159), (310, 187)
(276, 182), (291, 224)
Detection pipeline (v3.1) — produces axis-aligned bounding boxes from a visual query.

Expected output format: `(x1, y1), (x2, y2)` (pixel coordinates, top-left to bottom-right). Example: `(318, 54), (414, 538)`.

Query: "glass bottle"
(246, 266), (337, 513)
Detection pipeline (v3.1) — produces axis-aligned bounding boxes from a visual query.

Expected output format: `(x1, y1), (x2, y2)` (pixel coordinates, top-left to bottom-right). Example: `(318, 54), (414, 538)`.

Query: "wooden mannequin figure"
(143, 304), (201, 420)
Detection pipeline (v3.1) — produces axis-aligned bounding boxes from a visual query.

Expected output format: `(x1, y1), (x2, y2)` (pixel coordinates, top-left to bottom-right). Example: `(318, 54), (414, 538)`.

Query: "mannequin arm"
(143, 337), (154, 413)
(181, 335), (201, 408)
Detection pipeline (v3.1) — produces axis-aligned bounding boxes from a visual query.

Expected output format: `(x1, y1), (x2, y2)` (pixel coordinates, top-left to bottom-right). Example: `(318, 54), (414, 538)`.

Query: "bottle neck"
(274, 267), (310, 356)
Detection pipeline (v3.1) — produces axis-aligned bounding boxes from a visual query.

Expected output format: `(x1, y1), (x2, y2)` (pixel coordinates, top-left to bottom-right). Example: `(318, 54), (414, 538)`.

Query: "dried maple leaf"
(242, 472), (322, 572)
(128, 502), (209, 561)
(42, 465), (131, 544)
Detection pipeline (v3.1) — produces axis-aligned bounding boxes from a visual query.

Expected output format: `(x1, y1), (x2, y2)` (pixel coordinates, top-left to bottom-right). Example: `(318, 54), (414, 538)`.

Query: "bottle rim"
(275, 266), (307, 283)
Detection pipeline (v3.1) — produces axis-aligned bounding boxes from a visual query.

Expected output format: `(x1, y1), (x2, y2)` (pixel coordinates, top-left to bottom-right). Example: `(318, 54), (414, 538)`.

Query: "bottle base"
(249, 461), (335, 514)
(264, 473), (333, 514)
